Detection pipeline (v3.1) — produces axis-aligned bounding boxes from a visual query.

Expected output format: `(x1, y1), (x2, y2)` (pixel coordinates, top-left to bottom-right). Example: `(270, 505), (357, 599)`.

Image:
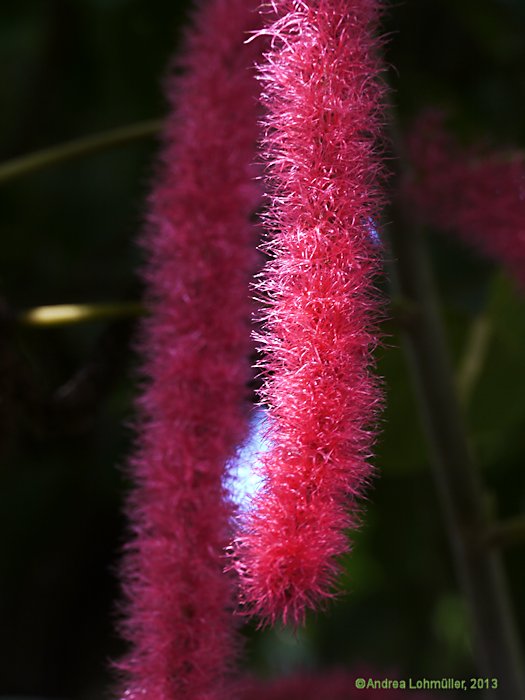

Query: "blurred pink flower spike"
(239, 669), (433, 699)
(115, 0), (263, 698)
(405, 109), (525, 290)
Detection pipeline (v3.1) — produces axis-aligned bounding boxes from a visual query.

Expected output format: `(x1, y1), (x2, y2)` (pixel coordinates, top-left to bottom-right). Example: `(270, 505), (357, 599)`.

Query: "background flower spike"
(405, 109), (525, 291)
(115, 1), (263, 698)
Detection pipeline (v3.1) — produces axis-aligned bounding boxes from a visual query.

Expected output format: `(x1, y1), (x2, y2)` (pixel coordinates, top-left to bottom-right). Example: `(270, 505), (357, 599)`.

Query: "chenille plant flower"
(405, 110), (525, 290)
(116, 1), (262, 698)
(239, 669), (430, 700)
(231, 0), (387, 626)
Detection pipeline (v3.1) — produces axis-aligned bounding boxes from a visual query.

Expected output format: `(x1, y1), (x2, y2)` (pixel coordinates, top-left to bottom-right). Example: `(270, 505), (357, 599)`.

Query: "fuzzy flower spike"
(232, 0), (386, 625)
(406, 110), (525, 291)
(116, 1), (262, 698)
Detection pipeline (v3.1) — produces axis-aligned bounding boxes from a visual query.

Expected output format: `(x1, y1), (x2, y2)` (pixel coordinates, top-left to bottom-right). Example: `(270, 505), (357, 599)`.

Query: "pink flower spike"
(231, 0), (387, 626)
(115, 1), (263, 698)
(405, 110), (525, 290)
(239, 669), (432, 699)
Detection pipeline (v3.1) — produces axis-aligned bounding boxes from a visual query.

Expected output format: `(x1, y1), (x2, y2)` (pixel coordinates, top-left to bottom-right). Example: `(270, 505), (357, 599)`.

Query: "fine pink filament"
(232, 0), (386, 626)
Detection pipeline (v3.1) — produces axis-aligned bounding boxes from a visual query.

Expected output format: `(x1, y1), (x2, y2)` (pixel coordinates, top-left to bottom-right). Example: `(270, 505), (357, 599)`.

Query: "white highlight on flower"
(368, 217), (381, 245)
(227, 408), (269, 508)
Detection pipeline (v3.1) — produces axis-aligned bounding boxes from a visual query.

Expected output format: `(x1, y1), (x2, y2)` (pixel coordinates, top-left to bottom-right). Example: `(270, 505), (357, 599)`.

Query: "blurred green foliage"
(1, 1), (524, 698)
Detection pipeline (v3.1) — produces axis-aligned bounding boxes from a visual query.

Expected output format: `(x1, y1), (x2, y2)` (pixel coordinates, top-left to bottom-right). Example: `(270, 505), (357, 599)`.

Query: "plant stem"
(0, 119), (162, 184)
(457, 313), (492, 406)
(18, 302), (144, 327)
(386, 203), (525, 699)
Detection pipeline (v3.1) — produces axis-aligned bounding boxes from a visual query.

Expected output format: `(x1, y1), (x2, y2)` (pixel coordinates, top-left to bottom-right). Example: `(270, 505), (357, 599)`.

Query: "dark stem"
(0, 119), (161, 184)
(386, 200), (525, 699)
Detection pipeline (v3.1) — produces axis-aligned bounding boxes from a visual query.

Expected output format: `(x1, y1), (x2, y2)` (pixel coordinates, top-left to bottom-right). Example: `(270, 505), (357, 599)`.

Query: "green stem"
(457, 313), (493, 406)
(387, 204), (525, 699)
(0, 119), (162, 183)
(18, 302), (144, 327)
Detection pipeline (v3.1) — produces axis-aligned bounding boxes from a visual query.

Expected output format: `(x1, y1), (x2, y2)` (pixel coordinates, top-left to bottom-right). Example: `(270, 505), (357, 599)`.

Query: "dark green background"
(1, 1), (524, 697)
